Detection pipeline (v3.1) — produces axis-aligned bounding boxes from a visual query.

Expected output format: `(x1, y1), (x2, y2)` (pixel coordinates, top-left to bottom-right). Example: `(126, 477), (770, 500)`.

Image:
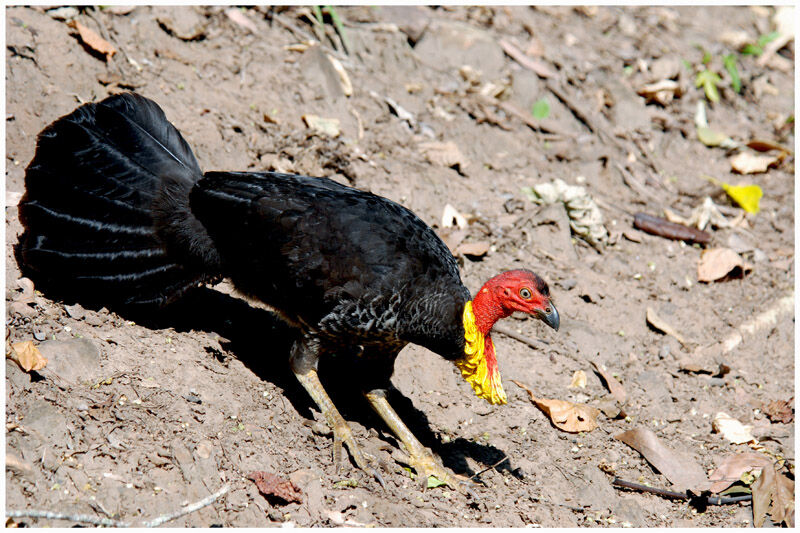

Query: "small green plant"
(742, 31), (780, 56)
(722, 54), (741, 93)
(696, 69), (722, 103)
(531, 98), (550, 120)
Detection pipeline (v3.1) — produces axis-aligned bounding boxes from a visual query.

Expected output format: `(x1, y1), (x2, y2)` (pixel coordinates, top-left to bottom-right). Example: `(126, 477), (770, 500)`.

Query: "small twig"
(612, 478), (752, 505)
(6, 484), (230, 528)
(142, 484), (230, 527)
(5, 510), (128, 527)
(492, 323), (549, 350)
(471, 454), (509, 480)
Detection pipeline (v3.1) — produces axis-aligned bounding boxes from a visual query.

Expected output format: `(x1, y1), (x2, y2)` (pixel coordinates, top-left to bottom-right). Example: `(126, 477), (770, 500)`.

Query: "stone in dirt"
(37, 337), (101, 386)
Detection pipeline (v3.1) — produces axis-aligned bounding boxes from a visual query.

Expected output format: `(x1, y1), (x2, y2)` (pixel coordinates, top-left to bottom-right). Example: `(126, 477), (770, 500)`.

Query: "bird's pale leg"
(364, 389), (476, 497)
(294, 368), (385, 488)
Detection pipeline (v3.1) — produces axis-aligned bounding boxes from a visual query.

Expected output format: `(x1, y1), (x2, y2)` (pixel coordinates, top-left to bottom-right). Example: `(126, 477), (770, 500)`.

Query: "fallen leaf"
(637, 79), (682, 105)
(694, 101), (738, 149)
(730, 152), (780, 175)
(569, 370), (587, 389)
(589, 362), (626, 404)
(633, 212), (711, 244)
(614, 428), (709, 492)
(512, 380), (599, 433)
(455, 241), (490, 258)
(225, 8), (258, 33)
(426, 475), (447, 488)
(763, 398), (794, 424)
(419, 141), (467, 171)
(67, 20), (116, 61)
(707, 453), (771, 493)
(752, 462), (795, 527)
(646, 307), (688, 347)
(705, 175), (763, 213)
(7, 341), (48, 372)
(302, 114), (340, 137)
(746, 139), (793, 155)
(697, 248), (751, 283)
(247, 471), (303, 504)
(678, 360), (730, 376)
(712, 412), (757, 444)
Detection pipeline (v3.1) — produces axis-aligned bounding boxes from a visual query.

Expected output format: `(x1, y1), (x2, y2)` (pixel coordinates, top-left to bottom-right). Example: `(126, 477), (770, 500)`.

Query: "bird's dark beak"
(538, 302), (560, 331)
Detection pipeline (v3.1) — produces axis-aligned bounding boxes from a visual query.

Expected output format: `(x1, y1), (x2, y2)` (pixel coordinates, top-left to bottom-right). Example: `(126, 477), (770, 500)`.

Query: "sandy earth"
(5, 6), (794, 527)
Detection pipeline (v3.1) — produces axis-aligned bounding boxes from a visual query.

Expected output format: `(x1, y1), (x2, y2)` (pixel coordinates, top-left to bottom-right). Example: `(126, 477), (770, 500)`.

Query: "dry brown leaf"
(707, 453), (771, 493)
(614, 427), (709, 492)
(247, 471), (303, 504)
(697, 247), (751, 282)
(225, 8), (258, 33)
(747, 139), (792, 155)
(512, 380), (599, 433)
(455, 241), (490, 258)
(67, 20), (116, 61)
(590, 361), (626, 404)
(419, 141), (467, 170)
(752, 462), (795, 527)
(569, 370), (587, 389)
(763, 398), (794, 424)
(7, 341), (48, 372)
(678, 360), (730, 376)
(730, 151), (781, 174)
(712, 412), (757, 445)
(646, 307), (688, 347)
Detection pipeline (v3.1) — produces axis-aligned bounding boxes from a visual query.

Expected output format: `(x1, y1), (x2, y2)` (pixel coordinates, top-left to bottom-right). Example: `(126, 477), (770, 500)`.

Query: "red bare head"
(471, 269), (559, 334)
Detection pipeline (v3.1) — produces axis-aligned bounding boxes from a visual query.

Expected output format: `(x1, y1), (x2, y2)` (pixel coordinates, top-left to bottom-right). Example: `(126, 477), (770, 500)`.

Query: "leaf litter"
(7, 341), (48, 372)
(614, 428), (709, 492)
(247, 471), (303, 504)
(512, 380), (599, 433)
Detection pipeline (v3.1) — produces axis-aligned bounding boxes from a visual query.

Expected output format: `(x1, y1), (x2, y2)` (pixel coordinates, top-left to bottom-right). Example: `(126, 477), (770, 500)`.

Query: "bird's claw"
(407, 449), (479, 499)
(331, 421), (386, 490)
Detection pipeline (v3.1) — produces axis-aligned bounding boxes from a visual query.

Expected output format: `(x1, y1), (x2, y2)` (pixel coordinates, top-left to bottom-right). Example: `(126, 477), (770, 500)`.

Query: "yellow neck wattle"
(455, 301), (507, 405)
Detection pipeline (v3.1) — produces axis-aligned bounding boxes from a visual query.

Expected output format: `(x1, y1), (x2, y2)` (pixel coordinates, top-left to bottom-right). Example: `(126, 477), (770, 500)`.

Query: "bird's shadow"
(113, 287), (515, 478)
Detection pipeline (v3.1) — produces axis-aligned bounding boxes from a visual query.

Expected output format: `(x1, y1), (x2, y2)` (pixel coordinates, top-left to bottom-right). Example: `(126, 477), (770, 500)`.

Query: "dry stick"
(544, 79), (661, 176)
(493, 324), (585, 366)
(612, 478), (752, 505)
(492, 323), (548, 349)
(6, 510), (128, 528)
(6, 484), (230, 528)
(471, 454), (510, 480)
(142, 484), (231, 527)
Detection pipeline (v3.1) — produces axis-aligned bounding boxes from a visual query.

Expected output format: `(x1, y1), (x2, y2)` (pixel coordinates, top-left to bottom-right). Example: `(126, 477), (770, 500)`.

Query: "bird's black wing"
(191, 172), (469, 352)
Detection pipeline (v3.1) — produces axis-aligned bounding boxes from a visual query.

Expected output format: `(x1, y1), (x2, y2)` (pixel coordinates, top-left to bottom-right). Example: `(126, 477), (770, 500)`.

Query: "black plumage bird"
(17, 93), (559, 493)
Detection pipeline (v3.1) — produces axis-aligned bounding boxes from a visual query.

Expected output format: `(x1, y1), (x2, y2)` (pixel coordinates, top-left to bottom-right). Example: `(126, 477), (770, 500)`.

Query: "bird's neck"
(455, 300), (507, 405)
(471, 281), (510, 335)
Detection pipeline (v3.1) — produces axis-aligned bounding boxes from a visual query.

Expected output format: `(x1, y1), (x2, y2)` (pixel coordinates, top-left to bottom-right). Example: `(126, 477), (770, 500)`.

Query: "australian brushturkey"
(16, 93), (559, 494)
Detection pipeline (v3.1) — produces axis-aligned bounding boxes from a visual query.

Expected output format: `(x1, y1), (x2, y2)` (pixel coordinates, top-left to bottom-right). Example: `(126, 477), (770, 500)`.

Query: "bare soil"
(5, 6), (794, 527)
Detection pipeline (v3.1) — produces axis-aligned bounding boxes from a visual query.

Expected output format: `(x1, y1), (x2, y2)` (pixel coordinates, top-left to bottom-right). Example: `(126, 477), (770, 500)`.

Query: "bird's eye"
(519, 288), (532, 299)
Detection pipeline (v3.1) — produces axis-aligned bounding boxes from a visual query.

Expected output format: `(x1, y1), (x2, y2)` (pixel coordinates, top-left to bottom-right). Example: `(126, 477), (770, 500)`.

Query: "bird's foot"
(331, 420), (386, 490)
(402, 448), (478, 498)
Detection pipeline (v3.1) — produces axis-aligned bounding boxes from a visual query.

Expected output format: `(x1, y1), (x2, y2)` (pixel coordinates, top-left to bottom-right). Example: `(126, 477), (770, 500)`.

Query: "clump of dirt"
(6, 6), (794, 527)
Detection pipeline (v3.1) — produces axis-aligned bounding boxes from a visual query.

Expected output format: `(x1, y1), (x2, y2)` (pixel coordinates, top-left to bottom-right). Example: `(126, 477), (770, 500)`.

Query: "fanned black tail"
(16, 93), (221, 307)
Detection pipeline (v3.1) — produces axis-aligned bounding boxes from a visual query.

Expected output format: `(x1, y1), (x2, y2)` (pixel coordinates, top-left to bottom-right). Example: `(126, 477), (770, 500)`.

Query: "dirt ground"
(5, 6), (795, 527)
